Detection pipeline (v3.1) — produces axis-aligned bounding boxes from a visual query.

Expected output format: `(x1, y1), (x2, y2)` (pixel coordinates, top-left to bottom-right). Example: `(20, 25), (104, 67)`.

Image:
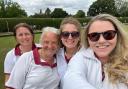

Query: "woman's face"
(16, 27), (33, 46)
(88, 20), (117, 60)
(61, 23), (80, 49)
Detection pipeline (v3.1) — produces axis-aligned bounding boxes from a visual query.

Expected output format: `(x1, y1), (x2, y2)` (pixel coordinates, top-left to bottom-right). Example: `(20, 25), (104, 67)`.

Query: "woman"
(62, 14), (128, 89)
(57, 17), (82, 79)
(5, 27), (60, 89)
(4, 23), (37, 82)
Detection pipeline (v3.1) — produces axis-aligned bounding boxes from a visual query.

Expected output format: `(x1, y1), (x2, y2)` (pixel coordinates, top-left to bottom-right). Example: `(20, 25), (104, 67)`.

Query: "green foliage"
(74, 10), (85, 18)
(115, 0), (128, 17)
(0, 18), (63, 32)
(30, 8), (51, 18)
(1, 17), (128, 32)
(0, 0), (6, 17)
(44, 8), (51, 17)
(51, 8), (68, 18)
(87, 0), (118, 16)
(30, 8), (69, 18)
(0, 0), (27, 18)
(6, 2), (27, 17)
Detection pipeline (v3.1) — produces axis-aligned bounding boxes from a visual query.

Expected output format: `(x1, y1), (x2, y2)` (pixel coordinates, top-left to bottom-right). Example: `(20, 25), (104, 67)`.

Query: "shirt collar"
(33, 47), (57, 68)
(15, 43), (36, 56)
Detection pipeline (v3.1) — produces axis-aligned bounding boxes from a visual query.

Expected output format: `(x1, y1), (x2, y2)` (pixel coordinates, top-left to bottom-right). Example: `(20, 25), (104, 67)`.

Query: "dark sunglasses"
(61, 31), (80, 39)
(88, 30), (117, 42)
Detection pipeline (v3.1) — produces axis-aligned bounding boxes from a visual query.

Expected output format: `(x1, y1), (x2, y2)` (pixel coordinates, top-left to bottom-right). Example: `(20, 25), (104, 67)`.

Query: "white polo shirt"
(4, 43), (41, 74)
(56, 48), (68, 79)
(5, 48), (60, 89)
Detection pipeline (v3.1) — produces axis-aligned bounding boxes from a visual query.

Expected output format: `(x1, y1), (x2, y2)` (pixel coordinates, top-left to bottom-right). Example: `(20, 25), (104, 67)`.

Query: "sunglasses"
(88, 30), (117, 42)
(61, 31), (80, 39)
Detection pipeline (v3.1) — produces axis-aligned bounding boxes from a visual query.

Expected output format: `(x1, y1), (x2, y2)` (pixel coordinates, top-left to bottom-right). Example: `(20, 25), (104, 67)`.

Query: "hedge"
(0, 17), (128, 32)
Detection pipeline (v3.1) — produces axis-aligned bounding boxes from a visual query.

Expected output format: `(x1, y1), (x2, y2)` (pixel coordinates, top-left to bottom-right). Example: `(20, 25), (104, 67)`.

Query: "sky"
(11, 0), (96, 16)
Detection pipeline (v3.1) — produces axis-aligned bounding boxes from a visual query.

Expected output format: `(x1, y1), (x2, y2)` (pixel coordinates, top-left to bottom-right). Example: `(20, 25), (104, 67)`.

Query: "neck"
(65, 47), (78, 59)
(98, 57), (109, 64)
(39, 49), (54, 65)
(20, 45), (32, 53)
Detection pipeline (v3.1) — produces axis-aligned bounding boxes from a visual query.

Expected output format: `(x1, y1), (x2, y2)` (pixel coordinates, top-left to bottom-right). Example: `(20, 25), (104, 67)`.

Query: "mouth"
(66, 40), (75, 44)
(96, 45), (109, 48)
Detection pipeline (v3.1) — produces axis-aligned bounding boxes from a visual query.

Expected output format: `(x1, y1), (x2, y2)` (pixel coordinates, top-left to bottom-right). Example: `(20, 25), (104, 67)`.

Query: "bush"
(0, 17), (127, 32)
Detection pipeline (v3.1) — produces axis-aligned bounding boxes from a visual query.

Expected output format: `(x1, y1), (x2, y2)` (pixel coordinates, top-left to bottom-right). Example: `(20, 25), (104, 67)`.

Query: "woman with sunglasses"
(4, 23), (40, 83)
(57, 17), (81, 81)
(62, 14), (128, 89)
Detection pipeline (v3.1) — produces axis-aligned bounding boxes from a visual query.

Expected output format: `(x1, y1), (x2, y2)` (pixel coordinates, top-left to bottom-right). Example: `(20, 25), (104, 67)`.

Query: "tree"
(6, 2), (27, 17)
(44, 8), (51, 17)
(87, 0), (118, 16)
(115, 0), (128, 17)
(0, 0), (6, 17)
(51, 8), (68, 18)
(74, 10), (85, 18)
(0, 0), (27, 17)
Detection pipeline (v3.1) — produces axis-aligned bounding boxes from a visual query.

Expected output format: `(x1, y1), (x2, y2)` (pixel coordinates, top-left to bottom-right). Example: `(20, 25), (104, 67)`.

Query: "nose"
(98, 34), (106, 43)
(68, 34), (73, 39)
(48, 42), (55, 49)
(22, 34), (27, 39)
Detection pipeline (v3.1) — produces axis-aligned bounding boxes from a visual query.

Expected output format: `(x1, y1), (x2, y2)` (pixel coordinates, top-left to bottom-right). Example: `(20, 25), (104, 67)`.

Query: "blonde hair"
(60, 17), (82, 48)
(82, 14), (128, 84)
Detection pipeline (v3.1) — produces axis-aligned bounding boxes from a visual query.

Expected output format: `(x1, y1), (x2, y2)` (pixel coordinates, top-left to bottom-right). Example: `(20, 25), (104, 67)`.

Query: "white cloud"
(12, 0), (96, 16)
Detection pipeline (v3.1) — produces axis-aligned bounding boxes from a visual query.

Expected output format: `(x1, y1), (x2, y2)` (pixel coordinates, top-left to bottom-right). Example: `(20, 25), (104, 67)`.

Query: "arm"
(4, 50), (15, 82)
(5, 52), (31, 89)
(62, 53), (97, 89)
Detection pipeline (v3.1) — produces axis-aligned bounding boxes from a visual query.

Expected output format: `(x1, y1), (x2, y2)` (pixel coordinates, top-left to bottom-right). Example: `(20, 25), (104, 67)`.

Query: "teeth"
(96, 45), (109, 48)
(67, 41), (74, 44)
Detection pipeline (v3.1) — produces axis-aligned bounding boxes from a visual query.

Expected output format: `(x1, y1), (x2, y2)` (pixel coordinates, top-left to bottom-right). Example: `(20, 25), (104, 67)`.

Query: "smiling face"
(61, 23), (80, 49)
(16, 27), (33, 46)
(41, 32), (59, 58)
(88, 20), (117, 61)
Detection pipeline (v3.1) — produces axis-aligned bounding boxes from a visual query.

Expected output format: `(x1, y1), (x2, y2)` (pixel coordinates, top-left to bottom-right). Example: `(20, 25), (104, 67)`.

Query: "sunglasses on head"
(61, 31), (80, 39)
(88, 30), (117, 42)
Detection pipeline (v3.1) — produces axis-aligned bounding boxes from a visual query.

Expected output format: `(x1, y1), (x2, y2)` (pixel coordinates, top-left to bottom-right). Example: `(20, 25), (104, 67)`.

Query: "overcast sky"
(11, 0), (96, 16)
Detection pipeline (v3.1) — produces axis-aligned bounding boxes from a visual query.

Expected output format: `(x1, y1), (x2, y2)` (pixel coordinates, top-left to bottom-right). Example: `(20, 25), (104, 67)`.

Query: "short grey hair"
(39, 27), (60, 44)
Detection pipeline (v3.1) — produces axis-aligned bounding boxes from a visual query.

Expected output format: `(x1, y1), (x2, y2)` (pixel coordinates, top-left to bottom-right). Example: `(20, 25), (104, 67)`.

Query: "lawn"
(0, 33), (41, 89)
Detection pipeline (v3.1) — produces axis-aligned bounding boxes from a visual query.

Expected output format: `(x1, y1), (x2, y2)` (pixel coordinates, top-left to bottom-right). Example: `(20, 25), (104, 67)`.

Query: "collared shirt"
(5, 49), (60, 89)
(4, 43), (41, 74)
(62, 47), (128, 89)
(56, 48), (68, 79)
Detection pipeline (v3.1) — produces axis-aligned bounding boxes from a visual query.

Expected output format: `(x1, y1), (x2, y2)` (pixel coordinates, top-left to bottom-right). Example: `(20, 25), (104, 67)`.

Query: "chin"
(96, 53), (109, 58)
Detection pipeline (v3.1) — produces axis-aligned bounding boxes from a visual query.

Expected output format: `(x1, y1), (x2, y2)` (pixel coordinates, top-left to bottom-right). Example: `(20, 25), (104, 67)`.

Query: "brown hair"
(13, 23), (34, 38)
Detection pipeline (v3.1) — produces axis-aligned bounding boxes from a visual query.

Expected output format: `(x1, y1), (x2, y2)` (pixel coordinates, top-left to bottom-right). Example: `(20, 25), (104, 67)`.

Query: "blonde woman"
(57, 17), (82, 79)
(62, 14), (128, 89)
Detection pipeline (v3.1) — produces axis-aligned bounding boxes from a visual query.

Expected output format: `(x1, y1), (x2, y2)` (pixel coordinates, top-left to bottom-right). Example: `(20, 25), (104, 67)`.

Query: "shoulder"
(56, 48), (66, 65)
(5, 48), (16, 61)
(5, 48), (15, 56)
(20, 51), (33, 59)
(18, 51), (34, 63)
(69, 47), (97, 67)
(57, 48), (64, 55)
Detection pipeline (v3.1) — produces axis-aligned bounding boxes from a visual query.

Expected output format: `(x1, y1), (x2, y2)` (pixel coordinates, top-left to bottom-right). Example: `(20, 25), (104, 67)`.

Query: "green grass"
(0, 33), (41, 89)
